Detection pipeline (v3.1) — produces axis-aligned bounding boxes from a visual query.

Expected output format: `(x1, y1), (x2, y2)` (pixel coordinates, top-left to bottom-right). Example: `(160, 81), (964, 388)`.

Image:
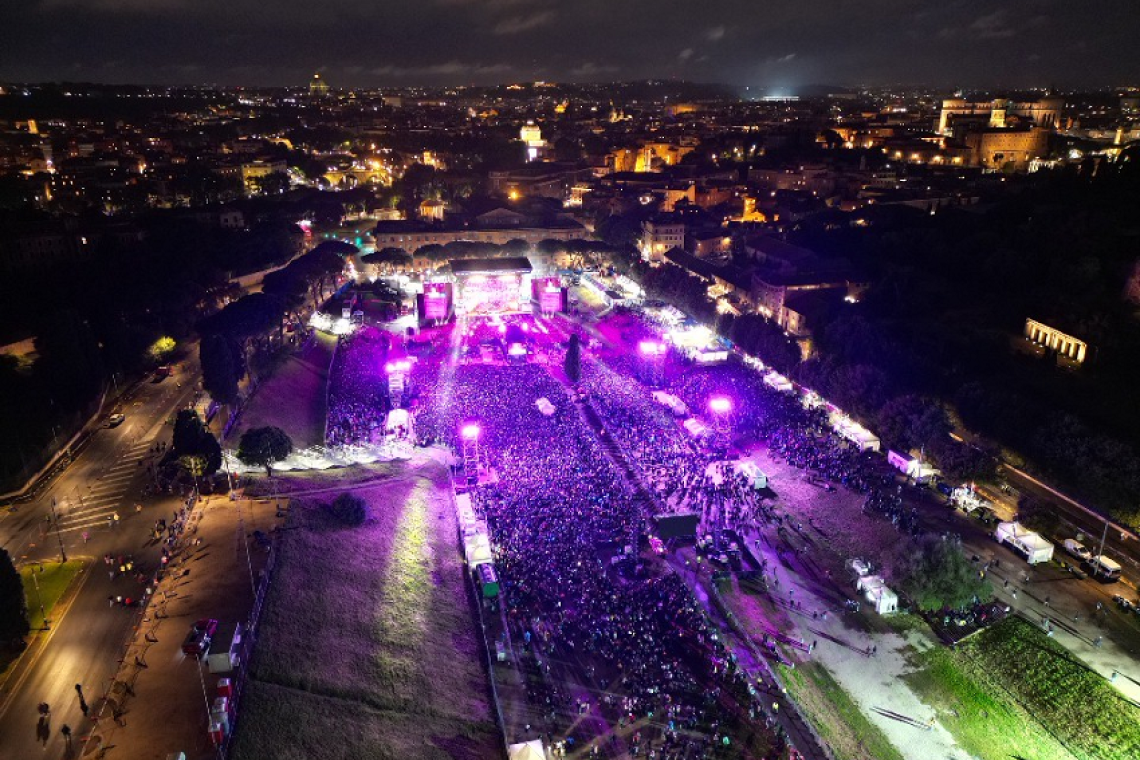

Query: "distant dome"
(309, 73), (330, 97)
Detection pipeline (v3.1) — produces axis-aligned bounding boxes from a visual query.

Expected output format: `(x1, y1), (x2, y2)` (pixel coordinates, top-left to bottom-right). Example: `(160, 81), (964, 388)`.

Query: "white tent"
(733, 460), (768, 489)
(683, 418), (712, 439)
(651, 390), (689, 417)
(856, 575), (898, 615)
(508, 740), (546, 760)
(385, 408), (412, 439)
(463, 532), (494, 568)
(764, 372), (794, 393)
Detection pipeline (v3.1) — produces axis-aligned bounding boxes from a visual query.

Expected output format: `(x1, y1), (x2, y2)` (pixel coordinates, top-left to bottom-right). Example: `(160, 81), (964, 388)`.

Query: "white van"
(1063, 539), (1091, 561)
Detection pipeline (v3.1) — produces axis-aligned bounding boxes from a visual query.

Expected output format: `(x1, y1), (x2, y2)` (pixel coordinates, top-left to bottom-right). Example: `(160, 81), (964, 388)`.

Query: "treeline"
(0, 219), (302, 489)
(198, 241), (346, 405)
(784, 152), (1140, 522)
(403, 237), (621, 265)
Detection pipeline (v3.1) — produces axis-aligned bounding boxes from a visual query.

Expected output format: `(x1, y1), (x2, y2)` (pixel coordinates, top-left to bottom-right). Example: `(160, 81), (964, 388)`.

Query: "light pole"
(49, 498), (68, 562)
(1095, 519), (1109, 576)
(29, 564), (49, 629)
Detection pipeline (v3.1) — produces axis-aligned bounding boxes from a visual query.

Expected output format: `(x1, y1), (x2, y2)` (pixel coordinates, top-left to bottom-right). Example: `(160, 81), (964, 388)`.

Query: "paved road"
(0, 358), (201, 760)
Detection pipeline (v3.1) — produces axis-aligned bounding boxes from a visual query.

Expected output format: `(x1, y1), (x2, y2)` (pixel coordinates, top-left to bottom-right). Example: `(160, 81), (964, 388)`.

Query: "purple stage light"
(460, 423), (481, 440)
(709, 396), (732, 414)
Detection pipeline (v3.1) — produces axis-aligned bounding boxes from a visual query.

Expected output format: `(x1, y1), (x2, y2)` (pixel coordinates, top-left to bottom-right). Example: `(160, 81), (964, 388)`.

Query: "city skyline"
(2, 0), (1139, 89)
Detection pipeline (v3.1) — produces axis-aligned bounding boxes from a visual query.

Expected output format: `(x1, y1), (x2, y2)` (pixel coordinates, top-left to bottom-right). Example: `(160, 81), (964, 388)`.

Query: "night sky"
(2, 0), (1137, 89)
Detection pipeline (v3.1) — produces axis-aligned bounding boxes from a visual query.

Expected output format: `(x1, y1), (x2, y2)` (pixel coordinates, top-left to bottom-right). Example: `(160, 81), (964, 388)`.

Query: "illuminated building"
(937, 97), (1062, 135)
(963, 127), (1050, 172)
(640, 216), (686, 264)
(241, 159), (287, 193)
(309, 73), (330, 98)
(1025, 319), (1088, 364)
(520, 121), (546, 162)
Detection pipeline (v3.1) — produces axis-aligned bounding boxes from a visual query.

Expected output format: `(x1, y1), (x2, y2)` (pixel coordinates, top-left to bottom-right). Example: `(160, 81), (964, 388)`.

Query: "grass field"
(904, 615), (1140, 760)
(21, 559), (84, 632)
(234, 332), (334, 450)
(230, 466), (500, 760)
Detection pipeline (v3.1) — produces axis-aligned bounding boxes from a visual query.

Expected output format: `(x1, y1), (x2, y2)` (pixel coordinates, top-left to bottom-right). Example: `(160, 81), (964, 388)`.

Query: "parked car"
(1063, 538), (1091, 562)
(1112, 594), (1135, 612)
(108, 413), (126, 427)
(182, 618), (218, 656)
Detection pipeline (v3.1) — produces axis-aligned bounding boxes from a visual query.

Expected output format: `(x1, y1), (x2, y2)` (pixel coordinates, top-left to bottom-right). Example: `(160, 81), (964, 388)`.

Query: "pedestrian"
(82, 531), (89, 544)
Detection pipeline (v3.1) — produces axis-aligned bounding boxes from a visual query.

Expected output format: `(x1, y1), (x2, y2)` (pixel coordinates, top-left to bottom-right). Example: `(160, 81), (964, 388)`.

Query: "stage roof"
(450, 256), (533, 275)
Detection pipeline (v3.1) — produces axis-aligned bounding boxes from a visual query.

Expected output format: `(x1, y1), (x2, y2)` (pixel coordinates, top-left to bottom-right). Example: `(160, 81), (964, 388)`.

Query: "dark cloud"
(0, 0), (1136, 87)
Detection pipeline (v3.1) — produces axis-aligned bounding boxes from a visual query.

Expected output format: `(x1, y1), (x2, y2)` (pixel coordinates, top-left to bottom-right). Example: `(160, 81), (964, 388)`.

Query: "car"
(1112, 594), (1134, 611)
(182, 618), (219, 656)
(108, 413), (126, 427)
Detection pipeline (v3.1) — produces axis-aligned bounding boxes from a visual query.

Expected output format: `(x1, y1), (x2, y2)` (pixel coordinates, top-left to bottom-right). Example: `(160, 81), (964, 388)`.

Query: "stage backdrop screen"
(532, 277), (563, 313)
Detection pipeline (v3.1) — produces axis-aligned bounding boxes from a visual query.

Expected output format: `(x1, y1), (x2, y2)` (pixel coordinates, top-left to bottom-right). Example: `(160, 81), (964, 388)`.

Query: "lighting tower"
(637, 341), (667, 387)
(460, 423), (481, 486)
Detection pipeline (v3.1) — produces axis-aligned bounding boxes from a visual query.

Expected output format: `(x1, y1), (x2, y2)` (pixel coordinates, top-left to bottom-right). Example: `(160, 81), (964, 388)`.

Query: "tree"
(0, 548), (29, 646)
(327, 492), (368, 526)
(172, 410), (222, 476)
(236, 426), (293, 475)
(35, 310), (105, 413)
(876, 395), (950, 453)
(249, 171), (291, 196)
(894, 533), (991, 612)
(564, 334), (581, 384)
(179, 454), (208, 492)
(147, 336), (176, 365)
(173, 409), (207, 455)
(200, 334), (238, 405)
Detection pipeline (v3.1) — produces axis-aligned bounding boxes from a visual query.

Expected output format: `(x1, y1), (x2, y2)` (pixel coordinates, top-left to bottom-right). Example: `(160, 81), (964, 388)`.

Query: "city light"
(709, 396), (732, 414)
(460, 423), (481, 440)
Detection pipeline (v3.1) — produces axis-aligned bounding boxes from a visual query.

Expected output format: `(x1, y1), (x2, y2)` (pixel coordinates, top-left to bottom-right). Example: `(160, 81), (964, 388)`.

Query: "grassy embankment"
(230, 474), (500, 760)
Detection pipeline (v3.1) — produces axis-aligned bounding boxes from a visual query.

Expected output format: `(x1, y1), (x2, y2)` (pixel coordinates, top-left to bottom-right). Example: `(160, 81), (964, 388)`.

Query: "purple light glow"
(460, 423), (481, 440)
(638, 341), (665, 356)
(709, 396), (732, 414)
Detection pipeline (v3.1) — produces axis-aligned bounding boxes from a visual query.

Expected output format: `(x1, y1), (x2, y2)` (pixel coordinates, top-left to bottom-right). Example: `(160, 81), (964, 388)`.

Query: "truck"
(1087, 555), (1122, 582)
(207, 622), (244, 674)
(994, 522), (1054, 565)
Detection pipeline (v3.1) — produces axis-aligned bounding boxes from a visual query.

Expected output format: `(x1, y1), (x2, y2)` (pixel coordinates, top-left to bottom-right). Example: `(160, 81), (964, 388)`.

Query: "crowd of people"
(415, 362), (775, 757)
(326, 326), (394, 446)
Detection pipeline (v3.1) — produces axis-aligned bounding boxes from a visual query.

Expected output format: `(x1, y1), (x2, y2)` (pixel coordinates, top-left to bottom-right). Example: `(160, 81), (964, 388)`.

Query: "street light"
(29, 564), (48, 629)
(49, 498), (68, 562)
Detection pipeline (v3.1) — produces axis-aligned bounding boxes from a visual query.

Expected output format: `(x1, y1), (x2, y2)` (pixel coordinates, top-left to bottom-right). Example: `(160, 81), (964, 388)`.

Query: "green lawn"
(960, 616), (1140, 760)
(21, 560), (84, 632)
(777, 661), (905, 760)
(904, 615), (1140, 760)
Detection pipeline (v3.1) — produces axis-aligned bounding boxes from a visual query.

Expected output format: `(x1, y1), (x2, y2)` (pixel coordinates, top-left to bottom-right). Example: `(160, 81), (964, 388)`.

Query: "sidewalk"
(81, 494), (281, 760)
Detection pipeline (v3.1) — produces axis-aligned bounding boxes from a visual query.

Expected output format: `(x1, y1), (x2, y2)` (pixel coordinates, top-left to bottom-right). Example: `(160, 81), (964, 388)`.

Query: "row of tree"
(198, 241), (347, 405)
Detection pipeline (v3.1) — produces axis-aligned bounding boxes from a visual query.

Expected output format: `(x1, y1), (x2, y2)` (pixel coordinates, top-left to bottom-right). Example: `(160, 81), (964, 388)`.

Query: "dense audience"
(326, 326), (394, 446)
(417, 363), (768, 757)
